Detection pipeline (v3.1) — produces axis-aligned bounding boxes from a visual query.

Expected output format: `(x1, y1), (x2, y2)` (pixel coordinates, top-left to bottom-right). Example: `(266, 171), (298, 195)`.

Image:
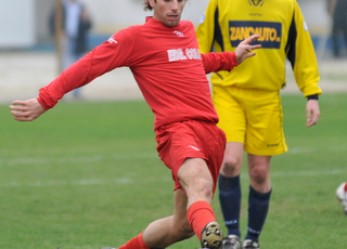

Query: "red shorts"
(155, 120), (226, 192)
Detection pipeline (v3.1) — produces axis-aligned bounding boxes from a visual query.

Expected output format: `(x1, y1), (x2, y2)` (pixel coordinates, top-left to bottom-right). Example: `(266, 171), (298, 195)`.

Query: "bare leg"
(142, 189), (194, 248)
(178, 158), (214, 206)
(247, 155), (271, 192)
(123, 158), (220, 249)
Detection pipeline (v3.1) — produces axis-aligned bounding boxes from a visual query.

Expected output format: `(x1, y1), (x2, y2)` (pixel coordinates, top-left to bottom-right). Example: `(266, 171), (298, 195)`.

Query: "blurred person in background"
(326, 0), (347, 58)
(49, 0), (92, 98)
(10, 0), (261, 249)
(197, 0), (322, 248)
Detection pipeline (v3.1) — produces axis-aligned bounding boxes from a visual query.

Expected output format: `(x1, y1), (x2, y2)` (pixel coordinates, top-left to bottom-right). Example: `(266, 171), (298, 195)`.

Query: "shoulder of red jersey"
(106, 24), (142, 45)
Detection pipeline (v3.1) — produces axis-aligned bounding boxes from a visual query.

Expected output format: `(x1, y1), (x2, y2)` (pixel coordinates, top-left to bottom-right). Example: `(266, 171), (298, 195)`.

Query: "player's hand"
(306, 99), (320, 127)
(235, 34), (262, 64)
(9, 98), (46, 122)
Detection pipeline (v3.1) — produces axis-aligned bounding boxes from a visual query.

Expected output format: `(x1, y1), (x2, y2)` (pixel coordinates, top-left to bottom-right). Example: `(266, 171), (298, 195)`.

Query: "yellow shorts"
(212, 85), (288, 156)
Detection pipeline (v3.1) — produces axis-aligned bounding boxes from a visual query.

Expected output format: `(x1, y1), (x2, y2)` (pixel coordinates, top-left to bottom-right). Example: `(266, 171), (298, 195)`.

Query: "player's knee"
(250, 166), (267, 184)
(221, 157), (240, 176)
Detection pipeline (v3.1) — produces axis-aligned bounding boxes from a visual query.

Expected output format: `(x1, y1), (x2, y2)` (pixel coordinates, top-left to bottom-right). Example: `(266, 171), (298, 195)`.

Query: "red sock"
(118, 233), (149, 249)
(187, 200), (216, 240)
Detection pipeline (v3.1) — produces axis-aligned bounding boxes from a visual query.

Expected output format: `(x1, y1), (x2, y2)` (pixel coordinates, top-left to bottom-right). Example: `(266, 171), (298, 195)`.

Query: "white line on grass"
(1, 177), (135, 188)
(1, 146), (345, 167)
(288, 146), (347, 154)
(0, 153), (159, 167)
(270, 168), (346, 177)
(0, 168), (344, 188)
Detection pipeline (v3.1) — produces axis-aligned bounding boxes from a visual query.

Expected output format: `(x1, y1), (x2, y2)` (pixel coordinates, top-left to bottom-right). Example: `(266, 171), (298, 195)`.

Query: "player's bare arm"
(10, 98), (46, 122)
(234, 34), (262, 64)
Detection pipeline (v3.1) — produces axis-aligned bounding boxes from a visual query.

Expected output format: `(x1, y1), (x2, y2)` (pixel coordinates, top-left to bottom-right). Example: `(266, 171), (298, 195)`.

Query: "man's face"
(150, 0), (186, 27)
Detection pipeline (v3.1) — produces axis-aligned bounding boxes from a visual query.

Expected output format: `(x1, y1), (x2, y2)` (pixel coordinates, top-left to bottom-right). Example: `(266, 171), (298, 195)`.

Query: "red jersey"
(38, 17), (237, 130)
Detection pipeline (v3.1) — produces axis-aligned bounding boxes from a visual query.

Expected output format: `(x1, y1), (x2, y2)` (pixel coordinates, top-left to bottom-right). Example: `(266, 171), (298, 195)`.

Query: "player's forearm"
(37, 68), (89, 110)
(37, 46), (116, 109)
(202, 52), (237, 74)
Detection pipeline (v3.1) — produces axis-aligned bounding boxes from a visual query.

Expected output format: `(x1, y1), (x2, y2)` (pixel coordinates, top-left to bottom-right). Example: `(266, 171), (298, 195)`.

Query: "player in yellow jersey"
(197, 1), (322, 249)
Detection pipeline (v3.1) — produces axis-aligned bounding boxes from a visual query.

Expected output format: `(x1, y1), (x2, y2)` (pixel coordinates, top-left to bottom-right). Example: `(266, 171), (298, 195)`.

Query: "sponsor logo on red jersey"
(167, 48), (201, 62)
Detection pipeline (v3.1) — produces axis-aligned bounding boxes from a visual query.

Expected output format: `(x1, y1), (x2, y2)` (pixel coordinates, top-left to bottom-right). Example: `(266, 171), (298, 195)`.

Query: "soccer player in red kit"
(10, 1), (260, 248)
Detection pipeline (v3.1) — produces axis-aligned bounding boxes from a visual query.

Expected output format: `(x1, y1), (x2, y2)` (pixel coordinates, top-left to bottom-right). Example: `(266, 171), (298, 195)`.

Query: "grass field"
(1, 94), (346, 249)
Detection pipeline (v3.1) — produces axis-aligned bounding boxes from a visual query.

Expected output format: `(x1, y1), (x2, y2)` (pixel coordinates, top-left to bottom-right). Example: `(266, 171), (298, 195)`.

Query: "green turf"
(0, 94), (346, 249)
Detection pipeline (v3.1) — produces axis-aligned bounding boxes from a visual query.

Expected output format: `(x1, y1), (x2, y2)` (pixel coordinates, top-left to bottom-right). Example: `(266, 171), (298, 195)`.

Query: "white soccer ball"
(336, 182), (347, 201)
(336, 182), (347, 215)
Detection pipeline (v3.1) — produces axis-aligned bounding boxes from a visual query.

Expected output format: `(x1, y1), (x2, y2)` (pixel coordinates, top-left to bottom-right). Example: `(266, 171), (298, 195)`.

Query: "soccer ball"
(335, 182), (347, 214)
(336, 182), (347, 200)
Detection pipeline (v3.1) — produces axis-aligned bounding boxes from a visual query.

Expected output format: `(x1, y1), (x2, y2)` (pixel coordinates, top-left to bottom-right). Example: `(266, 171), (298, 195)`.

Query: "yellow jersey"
(197, 0), (322, 96)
